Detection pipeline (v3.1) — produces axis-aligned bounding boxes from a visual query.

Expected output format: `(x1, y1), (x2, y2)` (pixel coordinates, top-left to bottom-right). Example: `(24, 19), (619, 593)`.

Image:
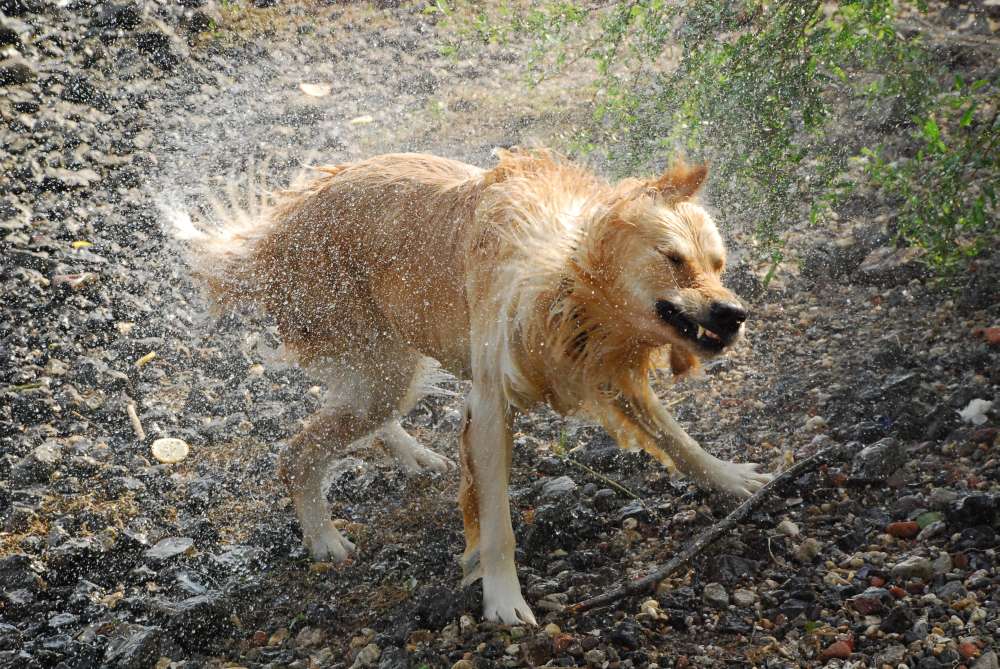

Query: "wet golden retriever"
(167, 148), (771, 625)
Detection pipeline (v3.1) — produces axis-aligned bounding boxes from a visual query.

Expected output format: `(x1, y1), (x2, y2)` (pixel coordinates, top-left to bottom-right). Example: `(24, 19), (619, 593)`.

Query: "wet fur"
(174, 148), (771, 625)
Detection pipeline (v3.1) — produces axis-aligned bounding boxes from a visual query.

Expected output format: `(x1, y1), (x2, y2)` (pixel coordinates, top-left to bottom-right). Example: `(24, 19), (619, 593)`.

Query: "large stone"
(851, 438), (906, 482)
(540, 476), (577, 500)
(103, 625), (161, 669)
(855, 246), (928, 286)
(890, 555), (934, 581)
(0, 58), (36, 85)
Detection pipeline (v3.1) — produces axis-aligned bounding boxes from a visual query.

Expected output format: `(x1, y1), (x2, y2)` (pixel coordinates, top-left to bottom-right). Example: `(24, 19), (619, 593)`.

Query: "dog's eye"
(659, 249), (684, 266)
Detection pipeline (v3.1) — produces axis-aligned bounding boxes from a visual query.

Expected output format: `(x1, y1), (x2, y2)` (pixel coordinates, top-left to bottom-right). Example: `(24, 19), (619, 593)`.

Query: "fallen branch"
(568, 442), (857, 613)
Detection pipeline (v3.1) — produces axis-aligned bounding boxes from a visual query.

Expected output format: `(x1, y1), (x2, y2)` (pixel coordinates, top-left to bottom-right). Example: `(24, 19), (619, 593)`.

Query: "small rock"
(958, 399), (993, 426)
(851, 438), (906, 481)
(150, 438), (190, 464)
(103, 624), (162, 669)
(731, 588), (757, 607)
(775, 519), (800, 537)
(584, 649), (606, 667)
(540, 476), (577, 500)
(972, 651), (998, 669)
(804, 415), (827, 431)
(855, 246), (927, 286)
(929, 488), (960, 509)
(351, 643), (380, 668)
(932, 553), (952, 575)
(144, 537), (194, 561)
(543, 623), (561, 637)
(451, 661), (474, 669)
(886, 521), (920, 539)
(821, 639), (853, 661)
(794, 537), (822, 562)
(891, 555), (934, 581)
(850, 587), (892, 614)
(702, 582), (729, 608)
(0, 58), (35, 85)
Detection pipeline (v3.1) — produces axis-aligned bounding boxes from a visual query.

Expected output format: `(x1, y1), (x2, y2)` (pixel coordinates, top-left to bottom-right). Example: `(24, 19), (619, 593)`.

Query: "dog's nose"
(708, 301), (748, 335)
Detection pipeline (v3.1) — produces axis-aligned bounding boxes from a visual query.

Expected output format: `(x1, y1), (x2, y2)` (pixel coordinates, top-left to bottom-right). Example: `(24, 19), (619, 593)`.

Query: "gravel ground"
(1, 2), (998, 668)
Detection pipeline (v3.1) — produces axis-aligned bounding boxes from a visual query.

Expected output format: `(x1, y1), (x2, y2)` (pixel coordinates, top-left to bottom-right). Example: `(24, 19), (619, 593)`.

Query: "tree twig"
(568, 442), (857, 614)
(126, 399), (146, 442)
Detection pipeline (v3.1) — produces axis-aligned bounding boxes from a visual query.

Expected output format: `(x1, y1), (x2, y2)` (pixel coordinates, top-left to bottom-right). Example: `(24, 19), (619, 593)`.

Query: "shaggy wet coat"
(171, 148), (771, 624)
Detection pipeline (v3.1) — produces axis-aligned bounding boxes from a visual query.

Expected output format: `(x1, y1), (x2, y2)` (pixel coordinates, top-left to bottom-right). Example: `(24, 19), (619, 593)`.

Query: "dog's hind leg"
(379, 420), (454, 473)
(278, 351), (422, 562)
(378, 356), (456, 474)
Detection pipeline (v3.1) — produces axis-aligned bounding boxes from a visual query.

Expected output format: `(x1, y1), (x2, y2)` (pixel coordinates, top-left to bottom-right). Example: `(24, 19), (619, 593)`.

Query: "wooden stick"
(126, 400), (146, 442)
(568, 442), (856, 614)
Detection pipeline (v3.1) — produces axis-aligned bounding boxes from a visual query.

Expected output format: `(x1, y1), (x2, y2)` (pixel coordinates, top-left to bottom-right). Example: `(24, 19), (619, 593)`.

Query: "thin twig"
(561, 455), (643, 503)
(568, 442), (857, 613)
(126, 400), (146, 442)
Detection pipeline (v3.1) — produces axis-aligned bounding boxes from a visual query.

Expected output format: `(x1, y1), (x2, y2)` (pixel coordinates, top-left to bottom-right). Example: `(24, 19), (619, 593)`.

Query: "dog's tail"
(158, 177), (271, 312)
(159, 160), (345, 313)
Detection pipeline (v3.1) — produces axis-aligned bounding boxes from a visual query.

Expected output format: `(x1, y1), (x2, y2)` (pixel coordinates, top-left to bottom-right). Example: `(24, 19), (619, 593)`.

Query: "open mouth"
(655, 300), (734, 352)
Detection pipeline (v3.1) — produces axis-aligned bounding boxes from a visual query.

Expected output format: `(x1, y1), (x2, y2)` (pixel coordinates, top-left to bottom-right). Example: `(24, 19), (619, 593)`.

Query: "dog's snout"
(708, 301), (747, 334)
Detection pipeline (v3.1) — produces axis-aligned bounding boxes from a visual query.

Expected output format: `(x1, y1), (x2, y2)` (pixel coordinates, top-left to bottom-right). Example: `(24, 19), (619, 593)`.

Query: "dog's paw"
(482, 575), (537, 626)
(303, 523), (356, 563)
(406, 444), (456, 474)
(705, 459), (773, 499)
(386, 433), (455, 474)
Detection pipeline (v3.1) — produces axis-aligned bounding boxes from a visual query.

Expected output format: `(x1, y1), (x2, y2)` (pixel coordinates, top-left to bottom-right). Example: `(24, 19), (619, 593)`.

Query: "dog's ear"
(650, 160), (708, 204)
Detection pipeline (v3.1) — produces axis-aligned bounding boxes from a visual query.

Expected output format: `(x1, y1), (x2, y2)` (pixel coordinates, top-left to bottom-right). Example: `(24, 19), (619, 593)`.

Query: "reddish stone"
(953, 553), (969, 569)
(851, 589), (889, 614)
(971, 427), (998, 444)
(981, 327), (1000, 347)
(251, 630), (268, 647)
(958, 642), (980, 660)
(552, 634), (575, 654)
(890, 585), (908, 598)
(869, 576), (886, 587)
(886, 521), (920, 539)
(821, 640), (853, 661)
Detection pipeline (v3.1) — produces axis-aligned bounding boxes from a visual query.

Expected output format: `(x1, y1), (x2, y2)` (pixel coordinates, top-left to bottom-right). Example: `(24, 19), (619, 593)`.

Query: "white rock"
(958, 399), (993, 425)
(776, 519), (800, 537)
(151, 438), (190, 464)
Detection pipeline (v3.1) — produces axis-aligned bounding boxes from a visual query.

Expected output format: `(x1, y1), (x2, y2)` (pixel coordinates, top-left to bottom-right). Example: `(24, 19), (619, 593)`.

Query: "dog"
(168, 148), (772, 625)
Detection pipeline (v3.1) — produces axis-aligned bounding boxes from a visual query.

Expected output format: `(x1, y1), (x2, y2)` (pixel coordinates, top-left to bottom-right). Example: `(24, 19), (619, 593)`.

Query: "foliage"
(432, 1), (996, 274)
(862, 77), (999, 270)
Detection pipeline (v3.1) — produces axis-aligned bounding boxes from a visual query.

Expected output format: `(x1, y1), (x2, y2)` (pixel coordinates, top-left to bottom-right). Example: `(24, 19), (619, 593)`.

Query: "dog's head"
(581, 161), (746, 368)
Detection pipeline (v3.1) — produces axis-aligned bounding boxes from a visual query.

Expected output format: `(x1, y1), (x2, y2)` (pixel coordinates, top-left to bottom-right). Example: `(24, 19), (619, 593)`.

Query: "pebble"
(886, 521), (920, 539)
(702, 582), (729, 608)
(150, 438), (190, 464)
(821, 639), (853, 660)
(584, 649), (607, 667)
(350, 643), (381, 668)
(794, 537), (822, 562)
(451, 662), (474, 669)
(540, 476), (577, 500)
(544, 623), (561, 637)
(731, 588), (757, 607)
(973, 651), (999, 669)
(891, 555), (934, 581)
(775, 519), (800, 537)
(144, 537), (194, 561)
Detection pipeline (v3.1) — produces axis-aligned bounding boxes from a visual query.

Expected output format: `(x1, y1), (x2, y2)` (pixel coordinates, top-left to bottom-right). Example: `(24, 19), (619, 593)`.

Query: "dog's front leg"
(612, 385), (772, 499)
(458, 384), (537, 626)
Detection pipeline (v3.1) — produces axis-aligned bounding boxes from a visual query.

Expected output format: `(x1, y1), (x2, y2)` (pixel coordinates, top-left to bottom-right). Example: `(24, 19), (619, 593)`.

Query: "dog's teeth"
(697, 325), (704, 338)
